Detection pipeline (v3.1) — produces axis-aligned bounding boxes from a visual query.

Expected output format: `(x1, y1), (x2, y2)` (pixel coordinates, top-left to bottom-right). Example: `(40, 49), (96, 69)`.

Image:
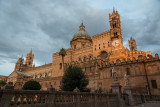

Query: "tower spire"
(29, 48), (32, 54)
(79, 21), (85, 31)
(113, 7), (115, 13)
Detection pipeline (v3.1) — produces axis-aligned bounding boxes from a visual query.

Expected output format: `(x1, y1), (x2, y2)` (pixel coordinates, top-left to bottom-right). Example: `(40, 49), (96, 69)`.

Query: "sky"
(0, 0), (160, 76)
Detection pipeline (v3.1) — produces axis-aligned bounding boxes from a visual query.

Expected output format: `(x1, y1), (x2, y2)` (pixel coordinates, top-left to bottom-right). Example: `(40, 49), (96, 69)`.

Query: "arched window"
(45, 73), (48, 77)
(40, 74), (42, 78)
(110, 70), (112, 77)
(126, 68), (130, 75)
(60, 63), (62, 69)
(84, 67), (86, 72)
(35, 75), (37, 79)
(81, 44), (85, 48)
(89, 56), (92, 60)
(103, 43), (105, 48)
(84, 56), (86, 61)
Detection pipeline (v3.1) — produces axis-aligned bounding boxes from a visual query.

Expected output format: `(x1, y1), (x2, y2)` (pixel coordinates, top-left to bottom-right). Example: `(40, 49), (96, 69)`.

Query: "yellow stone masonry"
(4, 9), (160, 95)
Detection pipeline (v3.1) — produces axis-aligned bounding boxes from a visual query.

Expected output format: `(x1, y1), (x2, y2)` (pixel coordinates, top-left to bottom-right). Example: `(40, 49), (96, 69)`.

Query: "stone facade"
(0, 75), (7, 81)
(4, 9), (160, 95)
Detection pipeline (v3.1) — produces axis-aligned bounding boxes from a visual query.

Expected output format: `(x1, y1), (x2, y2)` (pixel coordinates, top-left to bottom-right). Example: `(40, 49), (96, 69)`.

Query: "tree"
(59, 48), (67, 72)
(22, 80), (41, 90)
(0, 80), (6, 88)
(61, 66), (89, 92)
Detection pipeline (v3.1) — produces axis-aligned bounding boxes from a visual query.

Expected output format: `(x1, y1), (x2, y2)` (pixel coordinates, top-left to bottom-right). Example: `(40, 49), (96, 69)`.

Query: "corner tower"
(25, 49), (34, 67)
(14, 56), (24, 72)
(128, 37), (137, 51)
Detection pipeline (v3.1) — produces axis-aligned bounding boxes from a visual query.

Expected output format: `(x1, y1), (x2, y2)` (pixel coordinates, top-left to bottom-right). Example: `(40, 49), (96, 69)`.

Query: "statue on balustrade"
(124, 72), (129, 87)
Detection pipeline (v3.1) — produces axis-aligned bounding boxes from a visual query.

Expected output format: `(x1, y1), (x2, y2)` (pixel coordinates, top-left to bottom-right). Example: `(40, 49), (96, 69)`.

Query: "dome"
(72, 23), (91, 40)
(73, 30), (91, 38)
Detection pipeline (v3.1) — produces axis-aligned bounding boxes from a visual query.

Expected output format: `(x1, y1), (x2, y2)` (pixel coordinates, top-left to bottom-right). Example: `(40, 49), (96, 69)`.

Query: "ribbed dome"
(72, 23), (91, 40)
(74, 30), (90, 38)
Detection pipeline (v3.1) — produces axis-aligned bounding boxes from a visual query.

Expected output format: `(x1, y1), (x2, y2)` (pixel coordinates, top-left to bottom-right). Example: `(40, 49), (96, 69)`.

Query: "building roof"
(15, 71), (30, 77)
(72, 22), (91, 40)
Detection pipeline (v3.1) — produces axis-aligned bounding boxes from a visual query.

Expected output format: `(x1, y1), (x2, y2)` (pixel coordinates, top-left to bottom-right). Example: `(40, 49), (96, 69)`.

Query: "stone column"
(47, 85), (56, 107)
(0, 82), (14, 107)
(124, 86), (136, 106)
(111, 81), (126, 107)
(111, 81), (122, 98)
(73, 87), (81, 107)
(91, 92), (95, 107)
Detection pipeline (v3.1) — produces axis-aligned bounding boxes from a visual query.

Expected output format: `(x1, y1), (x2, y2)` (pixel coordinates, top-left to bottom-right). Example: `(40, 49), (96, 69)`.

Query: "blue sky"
(0, 0), (160, 76)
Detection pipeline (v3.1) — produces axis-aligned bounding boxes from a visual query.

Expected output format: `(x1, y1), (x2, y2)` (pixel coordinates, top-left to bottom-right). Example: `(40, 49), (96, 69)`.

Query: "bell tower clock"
(109, 8), (124, 51)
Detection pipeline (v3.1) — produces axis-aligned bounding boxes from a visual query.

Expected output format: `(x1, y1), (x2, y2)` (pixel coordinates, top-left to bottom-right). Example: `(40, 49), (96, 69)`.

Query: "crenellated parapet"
(66, 53), (160, 71)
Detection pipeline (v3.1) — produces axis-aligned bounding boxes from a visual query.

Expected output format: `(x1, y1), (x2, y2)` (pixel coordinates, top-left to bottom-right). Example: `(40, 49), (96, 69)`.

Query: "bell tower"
(109, 8), (122, 40)
(128, 37), (137, 51)
(109, 8), (124, 51)
(14, 56), (24, 72)
(25, 49), (34, 67)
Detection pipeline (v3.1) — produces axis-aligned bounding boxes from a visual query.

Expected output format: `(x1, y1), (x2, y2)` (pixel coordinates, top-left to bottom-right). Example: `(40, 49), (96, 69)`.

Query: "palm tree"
(59, 48), (67, 72)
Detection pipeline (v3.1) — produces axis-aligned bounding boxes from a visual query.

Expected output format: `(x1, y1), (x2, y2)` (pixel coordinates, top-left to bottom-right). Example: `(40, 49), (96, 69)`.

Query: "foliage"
(28, 101), (31, 104)
(0, 80), (6, 87)
(95, 88), (103, 93)
(17, 101), (20, 105)
(61, 66), (89, 92)
(10, 101), (15, 106)
(22, 80), (41, 90)
(59, 48), (67, 57)
(34, 101), (37, 104)
(82, 88), (91, 92)
(23, 101), (26, 104)
(109, 89), (112, 93)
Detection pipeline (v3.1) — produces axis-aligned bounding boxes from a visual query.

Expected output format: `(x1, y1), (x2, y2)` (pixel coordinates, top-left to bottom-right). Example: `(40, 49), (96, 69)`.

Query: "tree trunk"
(62, 56), (64, 72)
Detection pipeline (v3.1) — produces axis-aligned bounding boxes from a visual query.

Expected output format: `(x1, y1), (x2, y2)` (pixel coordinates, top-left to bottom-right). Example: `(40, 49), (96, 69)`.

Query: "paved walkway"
(127, 103), (160, 107)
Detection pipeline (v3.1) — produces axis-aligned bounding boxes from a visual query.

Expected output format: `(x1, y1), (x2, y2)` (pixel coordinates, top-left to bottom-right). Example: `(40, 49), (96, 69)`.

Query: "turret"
(128, 37), (137, 51)
(14, 56), (24, 72)
(25, 49), (34, 67)
(109, 8), (122, 39)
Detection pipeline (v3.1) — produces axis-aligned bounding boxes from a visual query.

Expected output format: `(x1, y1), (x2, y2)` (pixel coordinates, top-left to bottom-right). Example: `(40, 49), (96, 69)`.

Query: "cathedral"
(5, 9), (160, 95)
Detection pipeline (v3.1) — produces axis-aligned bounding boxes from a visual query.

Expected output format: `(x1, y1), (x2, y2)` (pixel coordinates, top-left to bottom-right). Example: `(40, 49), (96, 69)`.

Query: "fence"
(132, 94), (160, 104)
(0, 83), (121, 107)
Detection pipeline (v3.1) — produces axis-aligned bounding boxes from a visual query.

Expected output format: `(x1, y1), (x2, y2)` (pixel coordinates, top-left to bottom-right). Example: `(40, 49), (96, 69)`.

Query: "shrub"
(61, 66), (89, 92)
(22, 80), (41, 90)
(95, 88), (103, 93)
(10, 101), (15, 106)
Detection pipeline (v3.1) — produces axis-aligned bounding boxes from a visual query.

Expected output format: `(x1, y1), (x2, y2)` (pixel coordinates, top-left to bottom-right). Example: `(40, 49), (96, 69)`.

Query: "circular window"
(100, 51), (108, 59)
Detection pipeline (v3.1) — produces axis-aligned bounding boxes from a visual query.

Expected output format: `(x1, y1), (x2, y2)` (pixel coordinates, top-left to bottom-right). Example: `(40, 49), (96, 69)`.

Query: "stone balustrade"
(0, 84), (121, 107)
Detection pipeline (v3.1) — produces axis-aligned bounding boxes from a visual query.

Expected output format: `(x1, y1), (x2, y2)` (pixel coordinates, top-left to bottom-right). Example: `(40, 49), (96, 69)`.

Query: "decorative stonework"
(4, 8), (160, 96)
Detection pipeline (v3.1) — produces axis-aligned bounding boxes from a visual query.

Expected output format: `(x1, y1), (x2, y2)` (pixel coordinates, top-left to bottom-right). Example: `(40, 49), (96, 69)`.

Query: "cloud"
(0, 0), (160, 76)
